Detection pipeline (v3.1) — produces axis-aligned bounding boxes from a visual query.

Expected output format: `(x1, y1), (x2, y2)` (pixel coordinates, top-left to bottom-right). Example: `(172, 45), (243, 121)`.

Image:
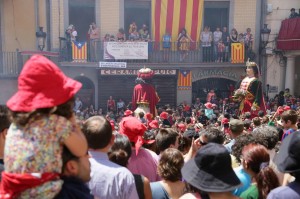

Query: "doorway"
(75, 76), (95, 108)
(192, 78), (236, 102)
(203, 1), (229, 31)
(69, 0), (95, 42)
(124, 1), (151, 36)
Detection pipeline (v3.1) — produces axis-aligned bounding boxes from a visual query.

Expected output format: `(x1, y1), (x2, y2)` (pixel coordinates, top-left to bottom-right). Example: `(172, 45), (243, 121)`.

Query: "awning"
(277, 18), (300, 50)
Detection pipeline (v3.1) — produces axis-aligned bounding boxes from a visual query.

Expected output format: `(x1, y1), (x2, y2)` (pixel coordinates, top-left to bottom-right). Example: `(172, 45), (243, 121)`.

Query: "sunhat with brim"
(275, 131), (300, 173)
(182, 143), (241, 192)
(7, 55), (81, 112)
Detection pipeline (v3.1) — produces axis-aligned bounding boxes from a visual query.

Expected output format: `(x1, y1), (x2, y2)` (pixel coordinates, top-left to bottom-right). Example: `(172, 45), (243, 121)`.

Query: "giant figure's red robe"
(132, 83), (160, 116)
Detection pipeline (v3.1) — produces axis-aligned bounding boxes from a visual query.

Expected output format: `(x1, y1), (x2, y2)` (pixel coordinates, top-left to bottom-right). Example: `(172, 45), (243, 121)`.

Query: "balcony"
(0, 41), (249, 76)
(59, 40), (249, 66)
(277, 17), (300, 51)
(0, 51), (21, 76)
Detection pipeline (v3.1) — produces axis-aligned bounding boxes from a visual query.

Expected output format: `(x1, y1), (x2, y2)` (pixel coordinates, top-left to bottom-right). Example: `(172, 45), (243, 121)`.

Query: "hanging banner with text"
(103, 42), (148, 60)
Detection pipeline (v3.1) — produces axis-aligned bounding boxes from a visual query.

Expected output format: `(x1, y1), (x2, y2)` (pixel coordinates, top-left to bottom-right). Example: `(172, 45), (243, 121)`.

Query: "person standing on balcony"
(289, 8), (299, 18)
(243, 28), (254, 60)
(129, 22), (139, 41)
(200, 26), (212, 62)
(222, 26), (230, 62)
(162, 32), (172, 62)
(177, 28), (194, 62)
(230, 28), (239, 43)
(139, 24), (150, 41)
(213, 27), (222, 62)
(117, 28), (126, 41)
(70, 25), (78, 42)
(88, 22), (100, 62)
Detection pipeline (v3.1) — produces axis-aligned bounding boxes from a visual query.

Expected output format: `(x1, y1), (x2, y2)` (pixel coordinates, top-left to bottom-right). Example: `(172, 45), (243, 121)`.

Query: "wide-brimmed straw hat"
(182, 143), (241, 192)
(7, 55), (81, 112)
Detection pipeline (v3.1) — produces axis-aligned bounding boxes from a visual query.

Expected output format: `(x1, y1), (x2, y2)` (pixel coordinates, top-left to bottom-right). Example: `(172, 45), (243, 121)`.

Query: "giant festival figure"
(233, 59), (266, 118)
(132, 67), (160, 117)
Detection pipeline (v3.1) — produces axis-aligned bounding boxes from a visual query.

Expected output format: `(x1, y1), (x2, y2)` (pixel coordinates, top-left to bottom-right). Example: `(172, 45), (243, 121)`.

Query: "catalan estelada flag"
(231, 43), (245, 64)
(72, 41), (87, 62)
(152, 0), (204, 49)
(178, 70), (192, 90)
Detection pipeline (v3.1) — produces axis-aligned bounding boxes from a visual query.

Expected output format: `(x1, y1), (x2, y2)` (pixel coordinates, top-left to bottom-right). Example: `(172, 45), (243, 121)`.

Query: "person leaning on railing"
(88, 22), (100, 62)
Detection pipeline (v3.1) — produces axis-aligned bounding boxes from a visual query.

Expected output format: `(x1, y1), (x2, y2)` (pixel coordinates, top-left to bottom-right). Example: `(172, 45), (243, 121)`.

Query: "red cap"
(205, 102), (213, 109)
(160, 112), (168, 120)
(7, 55), (81, 112)
(283, 106), (291, 111)
(119, 116), (147, 155)
(124, 110), (133, 117)
(178, 123), (186, 132)
(149, 120), (159, 129)
(278, 107), (284, 115)
(145, 112), (152, 120)
(222, 118), (229, 124)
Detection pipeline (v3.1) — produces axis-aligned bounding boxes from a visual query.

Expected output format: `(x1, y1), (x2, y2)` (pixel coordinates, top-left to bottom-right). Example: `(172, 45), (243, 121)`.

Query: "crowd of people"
(1, 55), (300, 199)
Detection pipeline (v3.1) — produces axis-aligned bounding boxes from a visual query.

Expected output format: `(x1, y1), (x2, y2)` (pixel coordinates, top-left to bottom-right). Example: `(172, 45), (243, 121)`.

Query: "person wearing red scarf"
(119, 116), (160, 182)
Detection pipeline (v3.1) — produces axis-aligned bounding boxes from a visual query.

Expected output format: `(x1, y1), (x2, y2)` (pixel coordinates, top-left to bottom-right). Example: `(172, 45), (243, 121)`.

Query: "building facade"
(1, 0), (298, 109)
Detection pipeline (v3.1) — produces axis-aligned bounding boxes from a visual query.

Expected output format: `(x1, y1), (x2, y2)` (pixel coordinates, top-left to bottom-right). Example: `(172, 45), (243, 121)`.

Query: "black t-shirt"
(222, 31), (230, 46)
(198, 115), (209, 125)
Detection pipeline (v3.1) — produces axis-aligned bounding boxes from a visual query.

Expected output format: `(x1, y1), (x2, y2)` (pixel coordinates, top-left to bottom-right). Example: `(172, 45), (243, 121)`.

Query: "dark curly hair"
(158, 148), (184, 182)
(232, 133), (265, 164)
(200, 127), (225, 144)
(252, 126), (279, 150)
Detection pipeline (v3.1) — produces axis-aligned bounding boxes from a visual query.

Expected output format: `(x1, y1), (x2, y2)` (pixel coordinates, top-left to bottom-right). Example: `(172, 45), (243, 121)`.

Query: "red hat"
(205, 102), (213, 109)
(222, 118), (229, 124)
(145, 112), (153, 120)
(178, 123), (186, 132)
(283, 106), (291, 111)
(124, 110), (133, 117)
(278, 107), (284, 115)
(160, 112), (168, 120)
(149, 120), (159, 129)
(119, 116), (150, 155)
(137, 67), (154, 79)
(7, 55), (81, 112)
(110, 120), (115, 131)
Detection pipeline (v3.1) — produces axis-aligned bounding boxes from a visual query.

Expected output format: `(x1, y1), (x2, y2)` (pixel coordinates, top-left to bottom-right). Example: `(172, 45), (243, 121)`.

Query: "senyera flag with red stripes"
(152, 0), (204, 50)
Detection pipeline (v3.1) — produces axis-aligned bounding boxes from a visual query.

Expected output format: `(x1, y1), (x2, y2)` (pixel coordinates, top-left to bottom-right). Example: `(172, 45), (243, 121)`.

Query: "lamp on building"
(36, 27), (47, 51)
(260, 24), (271, 49)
